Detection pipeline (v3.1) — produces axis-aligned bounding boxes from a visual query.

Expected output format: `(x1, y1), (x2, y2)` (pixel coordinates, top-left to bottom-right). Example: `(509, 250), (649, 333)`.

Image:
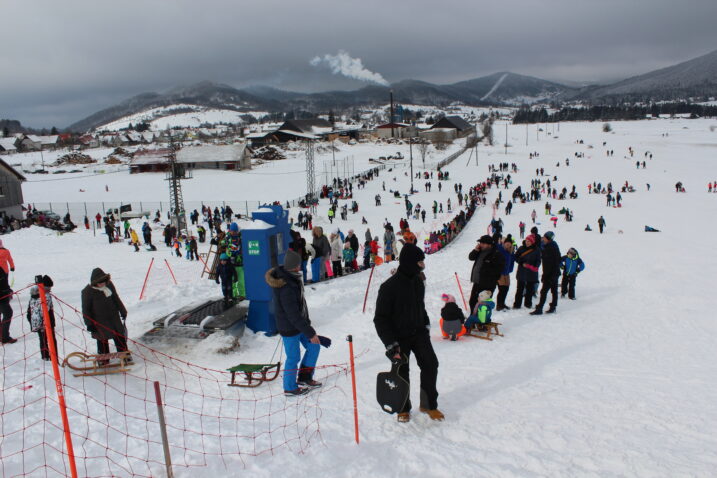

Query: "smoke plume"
(310, 50), (389, 86)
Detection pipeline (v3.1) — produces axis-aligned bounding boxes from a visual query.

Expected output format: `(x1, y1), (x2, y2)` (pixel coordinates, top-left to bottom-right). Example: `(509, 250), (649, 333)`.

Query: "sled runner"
(62, 351), (133, 377)
(376, 357), (410, 414)
(227, 362), (281, 388)
(466, 322), (503, 341)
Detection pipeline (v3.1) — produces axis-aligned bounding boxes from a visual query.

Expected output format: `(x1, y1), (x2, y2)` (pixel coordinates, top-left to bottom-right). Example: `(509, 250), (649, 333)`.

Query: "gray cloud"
(1, 0), (716, 127)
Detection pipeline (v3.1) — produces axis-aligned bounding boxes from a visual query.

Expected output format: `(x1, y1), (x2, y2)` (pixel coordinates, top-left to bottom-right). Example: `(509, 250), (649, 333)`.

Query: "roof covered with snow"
(177, 144), (247, 164)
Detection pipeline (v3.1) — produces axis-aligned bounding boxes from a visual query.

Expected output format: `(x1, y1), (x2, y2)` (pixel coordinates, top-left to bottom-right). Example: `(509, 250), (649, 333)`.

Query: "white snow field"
(2, 118), (717, 477)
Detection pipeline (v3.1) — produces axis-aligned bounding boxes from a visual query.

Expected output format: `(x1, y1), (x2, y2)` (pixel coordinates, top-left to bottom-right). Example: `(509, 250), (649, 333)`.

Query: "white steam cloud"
(310, 50), (389, 86)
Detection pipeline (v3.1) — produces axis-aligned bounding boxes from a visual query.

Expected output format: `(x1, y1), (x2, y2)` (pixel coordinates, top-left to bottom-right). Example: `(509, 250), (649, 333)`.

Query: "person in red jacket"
(0, 240), (14, 275)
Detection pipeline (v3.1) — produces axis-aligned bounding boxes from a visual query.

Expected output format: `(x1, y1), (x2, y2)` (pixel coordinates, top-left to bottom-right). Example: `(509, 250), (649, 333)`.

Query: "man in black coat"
(531, 231), (561, 315)
(81, 268), (129, 358)
(266, 250), (322, 396)
(347, 229), (360, 269)
(468, 235), (505, 313)
(374, 243), (444, 422)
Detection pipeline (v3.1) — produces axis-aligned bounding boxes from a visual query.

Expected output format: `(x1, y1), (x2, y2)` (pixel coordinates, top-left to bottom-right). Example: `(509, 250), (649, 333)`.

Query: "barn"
(0, 158), (26, 219)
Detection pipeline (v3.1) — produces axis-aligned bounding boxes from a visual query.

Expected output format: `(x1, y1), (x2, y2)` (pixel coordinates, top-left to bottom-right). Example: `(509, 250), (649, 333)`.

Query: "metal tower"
(165, 139), (191, 235)
(305, 139), (316, 211)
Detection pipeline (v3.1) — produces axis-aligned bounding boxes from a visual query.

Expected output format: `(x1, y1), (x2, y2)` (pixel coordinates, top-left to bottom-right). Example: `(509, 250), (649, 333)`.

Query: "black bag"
(376, 357), (410, 414)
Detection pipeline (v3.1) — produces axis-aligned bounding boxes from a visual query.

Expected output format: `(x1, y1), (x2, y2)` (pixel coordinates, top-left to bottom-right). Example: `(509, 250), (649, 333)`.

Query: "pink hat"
(441, 293), (456, 303)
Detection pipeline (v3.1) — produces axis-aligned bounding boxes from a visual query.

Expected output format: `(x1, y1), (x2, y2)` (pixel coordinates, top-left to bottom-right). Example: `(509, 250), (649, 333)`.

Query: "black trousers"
(397, 332), (439, 412)
(38, 328), (58, 360)
(561, 274), (577, 299)
(332, 260), (343, 277)
(537, 276), (559, 310)
(469, 283), (494, 313)
(513, 280), (537, 308)
(0, 300), (13, 341)
(96, 333), (128, 356)
(496, 284), (510, 308)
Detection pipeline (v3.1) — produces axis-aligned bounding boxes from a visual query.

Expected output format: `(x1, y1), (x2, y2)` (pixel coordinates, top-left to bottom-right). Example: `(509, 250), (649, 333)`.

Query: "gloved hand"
(215, 279), (220, 284)
(10, 268), (14, 272)
(385, 343), (401, 360)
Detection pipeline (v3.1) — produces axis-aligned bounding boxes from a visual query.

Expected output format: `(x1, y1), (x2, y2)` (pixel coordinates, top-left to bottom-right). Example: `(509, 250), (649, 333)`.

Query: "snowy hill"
(568, 48), (717, 103)
(3, 117), (717, 476)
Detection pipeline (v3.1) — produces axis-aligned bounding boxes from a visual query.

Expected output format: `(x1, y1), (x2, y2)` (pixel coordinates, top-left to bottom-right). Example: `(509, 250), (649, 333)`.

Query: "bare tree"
(417, 140), (430, 166)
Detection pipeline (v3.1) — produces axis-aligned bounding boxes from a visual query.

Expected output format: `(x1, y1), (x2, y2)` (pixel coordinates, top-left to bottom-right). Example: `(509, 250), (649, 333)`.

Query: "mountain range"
(67, 48), (717, 132)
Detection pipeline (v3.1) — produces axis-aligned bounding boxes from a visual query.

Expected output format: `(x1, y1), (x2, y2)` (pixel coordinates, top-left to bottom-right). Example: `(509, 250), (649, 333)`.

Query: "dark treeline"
(513, 103), (717, 124)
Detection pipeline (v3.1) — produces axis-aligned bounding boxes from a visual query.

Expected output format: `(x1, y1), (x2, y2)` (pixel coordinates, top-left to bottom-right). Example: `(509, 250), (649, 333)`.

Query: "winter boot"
(419, 408), (445, 421)
(546, 307), (557, 314)
(284, 387), (310, 397)
(397, 412), (411, 423)
(530, 308), (543, 316)
(298, 379), (322, 389)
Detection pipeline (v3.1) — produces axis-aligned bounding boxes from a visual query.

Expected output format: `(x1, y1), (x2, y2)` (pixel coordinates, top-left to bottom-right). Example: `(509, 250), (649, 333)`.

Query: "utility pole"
(306, 139), (316, 212)
(504, 122), (508, 155)
(409, 137), (414, 194)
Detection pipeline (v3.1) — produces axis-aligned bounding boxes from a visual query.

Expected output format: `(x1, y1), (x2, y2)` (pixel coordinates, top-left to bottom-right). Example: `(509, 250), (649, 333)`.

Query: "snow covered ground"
(2, 118), (717, 477)
(98, 105), (270, 131)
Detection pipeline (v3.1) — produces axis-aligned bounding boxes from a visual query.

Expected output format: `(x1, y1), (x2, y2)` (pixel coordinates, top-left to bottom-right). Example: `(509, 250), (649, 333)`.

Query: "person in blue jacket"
(496, 236), (516, 311)
(265, 249), (322, 396)
(560, 247), (585, 300)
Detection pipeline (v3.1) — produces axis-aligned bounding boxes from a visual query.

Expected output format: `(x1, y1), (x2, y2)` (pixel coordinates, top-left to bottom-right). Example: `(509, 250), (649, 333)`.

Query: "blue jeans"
(282, 333), (320, 391)
(301, 260), (308, 283)
(311, 258), (321, 283)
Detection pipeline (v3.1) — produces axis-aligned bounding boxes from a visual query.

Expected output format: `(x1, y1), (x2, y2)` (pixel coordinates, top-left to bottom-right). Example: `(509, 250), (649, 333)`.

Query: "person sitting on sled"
(464, 290), (495, 332)
(439, 293), (466, 341)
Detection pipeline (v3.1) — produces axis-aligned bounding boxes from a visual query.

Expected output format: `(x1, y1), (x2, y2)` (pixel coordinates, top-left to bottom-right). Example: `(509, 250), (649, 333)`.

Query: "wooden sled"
(62, 351), (133, 377)
(466, 322), (503, 341)
(227, 362), (281, 388)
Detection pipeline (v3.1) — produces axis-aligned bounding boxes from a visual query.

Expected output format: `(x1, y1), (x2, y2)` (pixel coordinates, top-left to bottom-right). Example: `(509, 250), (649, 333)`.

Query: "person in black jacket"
(374, 243), (444, 422)
(289, 230), (309, 282)
(0, 267), (15, 344)
(468, 235), (505, 312)
(512, 235), (541, 309)
(215, 253), (238, 304)
(266, 250), (322, 396)
(347, 229), (360, 271)
(531, 231), (561, 315)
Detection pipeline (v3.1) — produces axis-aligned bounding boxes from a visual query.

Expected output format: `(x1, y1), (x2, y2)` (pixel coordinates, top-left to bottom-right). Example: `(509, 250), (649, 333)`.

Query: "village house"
(429, 115), (476, 137)
(130, 143), (252, 173)
(0, 158), (26, 218)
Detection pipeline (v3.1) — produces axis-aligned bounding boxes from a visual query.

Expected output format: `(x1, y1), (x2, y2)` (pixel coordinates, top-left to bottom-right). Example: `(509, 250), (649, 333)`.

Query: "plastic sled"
(376, 358), (410, 414)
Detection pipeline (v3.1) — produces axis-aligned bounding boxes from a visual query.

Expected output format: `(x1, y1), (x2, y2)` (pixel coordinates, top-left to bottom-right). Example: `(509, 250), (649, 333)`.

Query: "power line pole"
(409, 136), (414, 194)
(504, 122), (508, 155)
(306, 139), (316, 212)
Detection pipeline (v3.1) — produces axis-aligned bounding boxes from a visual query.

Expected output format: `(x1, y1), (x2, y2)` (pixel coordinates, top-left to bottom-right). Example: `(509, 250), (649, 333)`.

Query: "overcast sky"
(2, 0), (716, 128)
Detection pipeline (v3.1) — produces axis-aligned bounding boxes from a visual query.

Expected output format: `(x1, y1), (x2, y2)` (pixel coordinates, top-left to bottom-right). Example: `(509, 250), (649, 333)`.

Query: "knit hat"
(398, 243), (425, 275)
(478, 290), (492, 302)
(544, 231), (555, 241)
(478, 235), (493, 245)
(219, 253), (229, 260)
(229, 222), (239, 233)
(530, 226), (538, 234)
(283, 249), (302, 271)
(441, 293), (456, 303)
(41, 275), (53, 288)
(525, 234), (536, 244)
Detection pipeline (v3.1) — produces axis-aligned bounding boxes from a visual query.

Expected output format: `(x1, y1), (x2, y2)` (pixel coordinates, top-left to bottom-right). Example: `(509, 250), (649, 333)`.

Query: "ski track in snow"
(3, 118), (717, 476)
(481, 73), (509, 101)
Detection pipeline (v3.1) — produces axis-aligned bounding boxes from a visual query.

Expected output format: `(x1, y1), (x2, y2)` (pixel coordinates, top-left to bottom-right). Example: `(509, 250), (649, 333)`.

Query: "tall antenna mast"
(165, 138), (191, 235)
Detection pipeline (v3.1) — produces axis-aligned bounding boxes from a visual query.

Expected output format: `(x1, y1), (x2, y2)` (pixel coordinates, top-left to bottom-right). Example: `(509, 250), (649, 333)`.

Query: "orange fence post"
(139, 258), (155, 301)
(362, 265), (375, 314)
(164, 259), (178, 285)
(38, 281), (78, 478)
(346, 335), (360, 444)
(455, 272), (468, 311)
